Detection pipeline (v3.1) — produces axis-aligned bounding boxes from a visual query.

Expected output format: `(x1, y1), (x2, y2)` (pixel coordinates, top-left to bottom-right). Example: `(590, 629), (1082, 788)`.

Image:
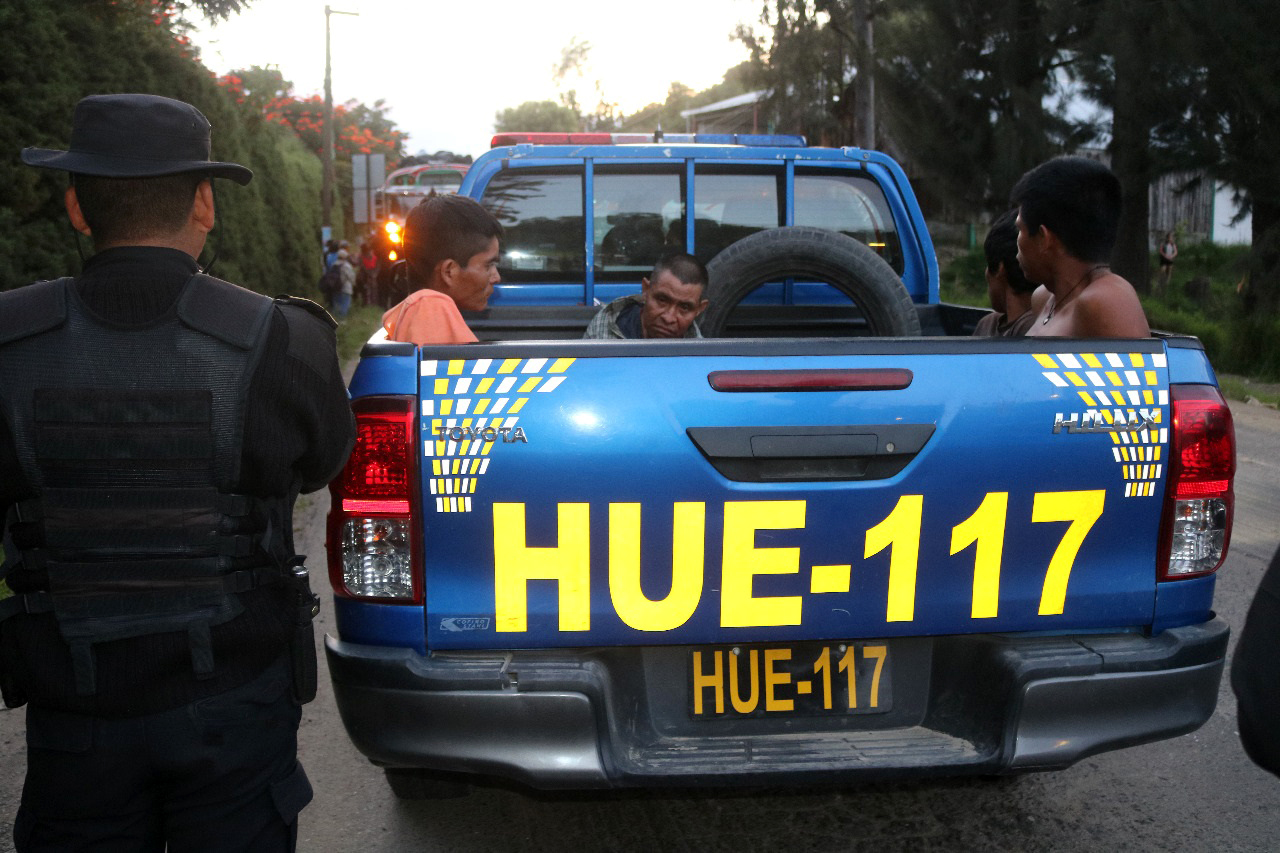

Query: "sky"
(188, 0), (759, 161)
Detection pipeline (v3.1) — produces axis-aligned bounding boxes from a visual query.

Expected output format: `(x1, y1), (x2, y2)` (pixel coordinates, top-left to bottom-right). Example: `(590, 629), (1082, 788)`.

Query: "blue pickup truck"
(324, 134), (1236, 797)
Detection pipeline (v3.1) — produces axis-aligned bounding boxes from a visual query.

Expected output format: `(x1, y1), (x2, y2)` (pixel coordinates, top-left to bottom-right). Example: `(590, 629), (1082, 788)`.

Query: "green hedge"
(0, 0), (336, 300)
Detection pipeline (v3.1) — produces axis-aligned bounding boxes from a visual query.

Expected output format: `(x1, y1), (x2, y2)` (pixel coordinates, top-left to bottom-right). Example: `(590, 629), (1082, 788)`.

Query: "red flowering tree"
(218, 67), (407, 161)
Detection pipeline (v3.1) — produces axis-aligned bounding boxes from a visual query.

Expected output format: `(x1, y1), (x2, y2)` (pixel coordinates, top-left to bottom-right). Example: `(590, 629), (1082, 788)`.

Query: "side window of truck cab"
(480, 169), (584, 280)
(593, 168), (684, 278)
(691, 168), (782, 264)
(794, 171), (904, 273)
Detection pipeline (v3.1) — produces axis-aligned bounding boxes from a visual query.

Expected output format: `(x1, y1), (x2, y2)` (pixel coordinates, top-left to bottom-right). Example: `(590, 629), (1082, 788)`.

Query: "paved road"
(3, 400), (1279, 852)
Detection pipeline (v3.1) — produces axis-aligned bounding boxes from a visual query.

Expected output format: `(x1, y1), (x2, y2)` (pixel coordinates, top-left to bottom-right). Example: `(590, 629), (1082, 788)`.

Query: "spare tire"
(701, 227), (921, 337)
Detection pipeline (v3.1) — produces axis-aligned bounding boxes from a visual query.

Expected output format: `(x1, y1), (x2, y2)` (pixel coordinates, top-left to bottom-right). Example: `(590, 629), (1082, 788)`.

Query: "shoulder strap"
(0, 279), (71, 346)
(177, 274), (274, 350)
(275, 295), (340, 379)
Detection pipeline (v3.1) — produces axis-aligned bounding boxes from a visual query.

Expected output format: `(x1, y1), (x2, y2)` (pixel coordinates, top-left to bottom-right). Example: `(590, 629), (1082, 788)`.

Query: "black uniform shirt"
(0, 247), (355, 716)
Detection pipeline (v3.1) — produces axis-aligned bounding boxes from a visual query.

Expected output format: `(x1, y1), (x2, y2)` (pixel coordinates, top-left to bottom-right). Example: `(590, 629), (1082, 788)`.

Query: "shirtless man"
(1010, 156), (1150, 338)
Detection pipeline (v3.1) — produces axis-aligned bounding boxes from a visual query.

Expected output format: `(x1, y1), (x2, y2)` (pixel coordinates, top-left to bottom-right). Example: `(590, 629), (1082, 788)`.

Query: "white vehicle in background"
(369, 162), (470, 301)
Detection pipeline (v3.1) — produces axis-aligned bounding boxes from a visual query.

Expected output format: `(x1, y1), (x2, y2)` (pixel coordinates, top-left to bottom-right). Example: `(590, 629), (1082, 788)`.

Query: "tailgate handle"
(686, 424), (935, 483)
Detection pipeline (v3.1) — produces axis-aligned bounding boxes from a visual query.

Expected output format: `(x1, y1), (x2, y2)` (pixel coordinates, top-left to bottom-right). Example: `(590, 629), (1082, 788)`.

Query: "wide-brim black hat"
(21, 93), (252, 185)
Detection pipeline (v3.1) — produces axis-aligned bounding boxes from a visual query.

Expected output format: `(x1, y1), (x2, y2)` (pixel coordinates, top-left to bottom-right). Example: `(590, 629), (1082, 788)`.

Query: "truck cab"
(464, 132), (936, 310)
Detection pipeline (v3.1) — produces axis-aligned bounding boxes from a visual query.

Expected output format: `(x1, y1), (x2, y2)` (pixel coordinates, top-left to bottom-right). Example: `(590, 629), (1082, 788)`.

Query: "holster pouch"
(0, 670), (24, 709)
(0, 572), (27, 708)
(287, 557), (321, 704)
(0, 619), (27, 709)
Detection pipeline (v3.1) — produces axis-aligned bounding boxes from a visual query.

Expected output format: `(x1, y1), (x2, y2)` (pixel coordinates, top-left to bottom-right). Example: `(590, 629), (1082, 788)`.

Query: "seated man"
(584, 250), (710, 339)
(1011, 156), (1150, 338)
(973, 208), (1037, 337)
(382, 195), (503, 344)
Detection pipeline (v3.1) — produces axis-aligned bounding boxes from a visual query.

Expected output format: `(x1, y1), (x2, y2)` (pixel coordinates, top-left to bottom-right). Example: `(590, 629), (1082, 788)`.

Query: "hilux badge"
(1053, 410), (1155, 434)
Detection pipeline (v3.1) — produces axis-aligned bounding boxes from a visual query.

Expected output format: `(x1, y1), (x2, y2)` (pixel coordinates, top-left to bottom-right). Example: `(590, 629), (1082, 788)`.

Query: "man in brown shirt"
(973, 208), (1037, 337)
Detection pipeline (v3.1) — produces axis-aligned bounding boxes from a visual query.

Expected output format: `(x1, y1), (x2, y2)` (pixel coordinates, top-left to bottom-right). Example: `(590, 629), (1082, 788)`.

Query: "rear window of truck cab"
(477, 161), (904, 284)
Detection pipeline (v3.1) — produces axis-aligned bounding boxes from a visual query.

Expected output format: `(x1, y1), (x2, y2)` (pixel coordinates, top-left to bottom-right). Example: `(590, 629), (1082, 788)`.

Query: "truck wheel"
(383, 767), (471, 800)
(701, 227), (921, 337)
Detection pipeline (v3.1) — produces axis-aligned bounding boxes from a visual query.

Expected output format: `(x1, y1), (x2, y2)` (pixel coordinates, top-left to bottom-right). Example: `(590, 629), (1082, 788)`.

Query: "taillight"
(1158, 384), (1235, 579)
(327, 396), (420, 602)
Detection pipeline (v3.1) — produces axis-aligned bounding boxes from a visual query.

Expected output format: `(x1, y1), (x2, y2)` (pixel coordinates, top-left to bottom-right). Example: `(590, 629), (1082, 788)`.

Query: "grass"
(335, 304), (384, 364)
(1217, 375), (1280, 408)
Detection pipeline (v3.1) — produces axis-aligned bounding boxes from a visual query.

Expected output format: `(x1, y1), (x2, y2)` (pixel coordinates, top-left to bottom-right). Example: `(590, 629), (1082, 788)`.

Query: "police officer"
(0, 94), (355, 851)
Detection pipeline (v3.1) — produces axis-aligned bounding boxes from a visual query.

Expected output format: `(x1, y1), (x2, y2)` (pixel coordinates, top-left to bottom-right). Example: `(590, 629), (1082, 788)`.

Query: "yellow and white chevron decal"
(421, 356), (575, 512)
(1034, 351), (1168, 498)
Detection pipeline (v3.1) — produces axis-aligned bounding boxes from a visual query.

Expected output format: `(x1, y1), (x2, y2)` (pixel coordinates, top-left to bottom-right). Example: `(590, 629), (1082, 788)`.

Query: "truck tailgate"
(416, 338), (1171, 650)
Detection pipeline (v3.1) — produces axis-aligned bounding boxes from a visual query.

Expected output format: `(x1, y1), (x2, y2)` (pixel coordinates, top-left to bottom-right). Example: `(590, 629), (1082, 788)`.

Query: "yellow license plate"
(689, 642), (891, 718)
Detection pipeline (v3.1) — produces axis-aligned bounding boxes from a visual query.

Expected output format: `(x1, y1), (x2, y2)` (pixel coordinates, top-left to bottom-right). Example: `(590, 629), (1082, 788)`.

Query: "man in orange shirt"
(382, 195), (503, 344)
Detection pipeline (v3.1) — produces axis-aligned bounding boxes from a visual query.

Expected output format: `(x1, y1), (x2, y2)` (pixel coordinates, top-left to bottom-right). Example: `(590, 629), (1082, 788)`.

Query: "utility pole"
(322, 5), (359, 237)
(851, 0), (875, 150)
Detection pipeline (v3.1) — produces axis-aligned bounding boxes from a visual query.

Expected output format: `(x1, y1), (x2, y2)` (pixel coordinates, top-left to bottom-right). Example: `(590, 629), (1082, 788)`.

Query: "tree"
(0, 0), (327, 294)
(494, 100), (579, 133)
(1068, 0), (1208, 293)
(622, 83), (696, 135)
(218, 65), (291, 114)
(547, 37), (621, 132)
(552, 36), (592, 124)
(735, 1), (847, 144)
(219, 73), (407, 161)
(398, 151), (472, 167)
(177, 0), (252, 21)
(806, 0), (876, 147)
(877, 0), (1095, 217)
(343, 99), (408, 157)
(1179, 0), (1280, 315)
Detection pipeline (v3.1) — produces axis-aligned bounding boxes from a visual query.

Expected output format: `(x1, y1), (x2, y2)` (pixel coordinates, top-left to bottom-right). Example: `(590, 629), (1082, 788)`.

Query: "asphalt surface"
(2, 399), (1279, 852)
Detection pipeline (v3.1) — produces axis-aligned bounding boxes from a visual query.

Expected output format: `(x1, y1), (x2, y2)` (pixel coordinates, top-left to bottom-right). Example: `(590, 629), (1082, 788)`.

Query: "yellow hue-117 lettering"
(864, 495), (923, 622)
(763, 648), (794, 711)
(493, 502), (590, 632)
(721, 501), (806, 628)
(730, 649), (760, 713)
(490, 490), (1107, 635)
(950, 492), (1008, 619)
(863, 644), (888, 707)
(1032, 490), (1105, 615)
(608, 502), (705, 631)
(691, 650), (724, 715)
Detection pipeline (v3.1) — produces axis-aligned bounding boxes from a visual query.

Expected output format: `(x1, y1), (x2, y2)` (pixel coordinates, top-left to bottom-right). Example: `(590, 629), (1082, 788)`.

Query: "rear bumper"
(325, 618), (1228, 789)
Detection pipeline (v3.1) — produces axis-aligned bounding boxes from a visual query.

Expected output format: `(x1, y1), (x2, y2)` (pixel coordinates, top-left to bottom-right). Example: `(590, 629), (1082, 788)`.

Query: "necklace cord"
(1043, 263), (1110, 324)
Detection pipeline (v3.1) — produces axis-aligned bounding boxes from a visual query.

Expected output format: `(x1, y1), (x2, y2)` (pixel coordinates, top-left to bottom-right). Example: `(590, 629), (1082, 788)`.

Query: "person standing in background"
(1158, 231), (1178, 291)
(332, 247), (355, 319)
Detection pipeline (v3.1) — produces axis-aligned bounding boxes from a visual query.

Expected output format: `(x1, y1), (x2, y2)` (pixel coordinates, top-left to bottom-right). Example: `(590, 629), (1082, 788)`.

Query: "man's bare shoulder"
(1071, 273), (1150, 338)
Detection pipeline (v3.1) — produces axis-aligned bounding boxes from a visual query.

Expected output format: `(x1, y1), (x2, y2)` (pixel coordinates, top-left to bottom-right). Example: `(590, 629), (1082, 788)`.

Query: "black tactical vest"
(0, 275), (286, 695)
